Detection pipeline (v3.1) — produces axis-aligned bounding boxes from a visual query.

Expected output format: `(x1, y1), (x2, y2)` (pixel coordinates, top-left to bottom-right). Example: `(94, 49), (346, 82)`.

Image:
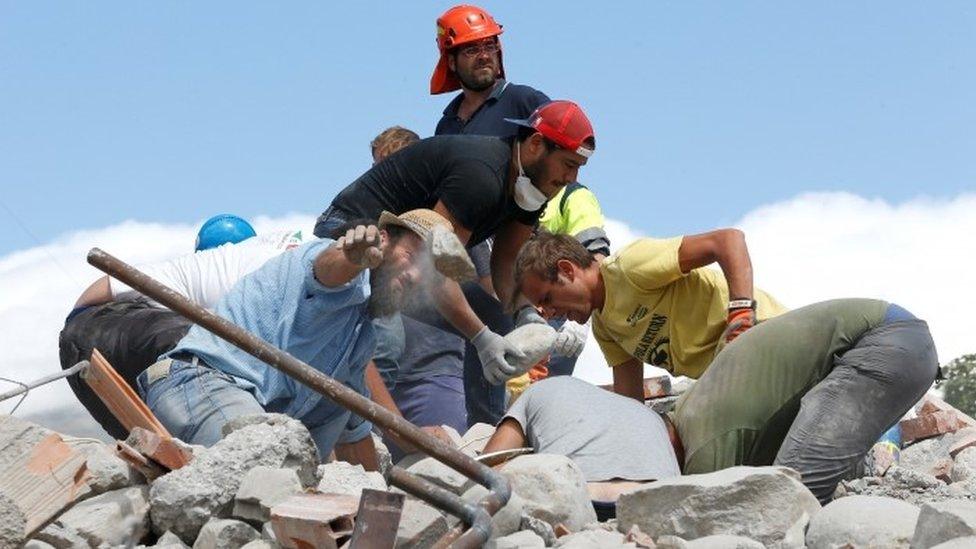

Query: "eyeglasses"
(458, 40), (499, 58)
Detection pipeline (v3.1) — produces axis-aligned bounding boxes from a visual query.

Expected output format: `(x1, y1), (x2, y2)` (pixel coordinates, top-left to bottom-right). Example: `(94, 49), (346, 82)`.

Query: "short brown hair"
(515, 231), (595, 289)
(371, 126), (420, 163)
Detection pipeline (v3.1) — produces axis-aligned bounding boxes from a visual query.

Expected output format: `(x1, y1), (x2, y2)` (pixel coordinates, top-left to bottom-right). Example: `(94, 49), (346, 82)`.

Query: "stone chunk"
(459, 423), (496, 455)
(932, 458), (955, 483)
(149, 414), (318, 543)
(316, 461), (386, 498)
(234, 466), (303, 523)
(554, 529), (630, 547)
(952, 447), (976, 483)
(33, 522), (88, 548)
(488, 530), (546, 549)
(911, 499), (976, 549)
(396, 498), (448, 549)
(454, 485), (525, 540)
(951, 432), (976, 458)
(902, 411), (962, 444)
(406, 456), (472, 495)
(505, 324), (557, 369)
(68, 438), (142, 494)
(192, 518), (260, 549)
(932, 537), (976, 548)
(617, 466), (820, 548)
(239, 541), (276, 549)
(521, 514), (557, 546)
(156, 530), (190, 548)
(686, 535), (764, 548)
(270, 493), (358, 549)
(21, 541), (56, 549)
(501, 454), (597, 530)
(623, 525), (655, 548)
(49, 485), (150, 548)
(806, 495), (919, 549)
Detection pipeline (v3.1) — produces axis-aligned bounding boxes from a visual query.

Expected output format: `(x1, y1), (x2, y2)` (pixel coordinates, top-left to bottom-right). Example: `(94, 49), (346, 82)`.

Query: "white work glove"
(337, 224), (384, 268)
(552, 321), (587, 358)
(514, 305), (547, 327)
(471, 326), (527, 385)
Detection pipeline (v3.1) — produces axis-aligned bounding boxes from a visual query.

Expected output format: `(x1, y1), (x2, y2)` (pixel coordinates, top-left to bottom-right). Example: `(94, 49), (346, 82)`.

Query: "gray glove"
(552, 321), (587, 358)
(471, 326), (527, 385)
(514, 305), (546, 327)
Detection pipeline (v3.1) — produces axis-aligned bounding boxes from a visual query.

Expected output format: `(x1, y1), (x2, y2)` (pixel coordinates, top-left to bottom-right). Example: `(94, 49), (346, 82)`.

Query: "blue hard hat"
(195, 214), (257, 251)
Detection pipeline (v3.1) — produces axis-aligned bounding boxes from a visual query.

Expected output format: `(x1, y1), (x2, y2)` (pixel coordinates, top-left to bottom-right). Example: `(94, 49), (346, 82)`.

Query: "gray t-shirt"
(503, 376), (681, 482)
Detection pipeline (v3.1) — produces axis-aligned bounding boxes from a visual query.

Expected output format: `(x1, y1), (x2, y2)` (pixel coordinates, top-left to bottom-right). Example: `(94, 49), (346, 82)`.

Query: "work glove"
(514, 305), (547, 327)
(472, 326), (527, 385)
(552, 321), (587, 358)
(337, 224), (384, 269)
(725, 301), (757, 343)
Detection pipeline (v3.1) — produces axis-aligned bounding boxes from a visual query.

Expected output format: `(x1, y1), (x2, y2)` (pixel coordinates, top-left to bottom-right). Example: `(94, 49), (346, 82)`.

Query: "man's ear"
(378, 228), (389, 250)
(556, 259), (576, 280)
(448, 54), (457, 73)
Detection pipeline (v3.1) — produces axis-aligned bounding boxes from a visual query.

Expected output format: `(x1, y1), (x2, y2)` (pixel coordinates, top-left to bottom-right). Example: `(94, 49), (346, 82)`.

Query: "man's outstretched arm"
(314, 224), (383, 287)
(612, 358), (646, 402)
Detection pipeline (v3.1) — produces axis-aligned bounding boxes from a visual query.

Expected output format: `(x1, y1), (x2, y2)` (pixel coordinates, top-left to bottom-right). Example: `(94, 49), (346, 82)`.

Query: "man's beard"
(457, 62), (497, 92)
(368, 266), (404, 317)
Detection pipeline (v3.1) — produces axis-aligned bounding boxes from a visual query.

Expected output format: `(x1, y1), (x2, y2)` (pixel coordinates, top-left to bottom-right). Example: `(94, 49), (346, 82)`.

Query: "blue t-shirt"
(435, 80), (549, 138)
(167, 239), (375, 445)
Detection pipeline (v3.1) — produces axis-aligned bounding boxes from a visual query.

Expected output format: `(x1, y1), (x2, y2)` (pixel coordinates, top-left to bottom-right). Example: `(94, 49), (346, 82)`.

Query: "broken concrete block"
(452, 485), (525, 540)
(0, 427), (93, 542)
(371, 433), (393, 475)
(396, 498), (448, 549)
(270, 493), (358, 549)
(504, 324), (557, 370)
(931, 537), (976, 548)
(0, 492), (27, 549)
(887, 466), (944, 491)
(21, 540), (55, 549)
(911, 500), (976, 549)
(430, 223), (477, 282)
(622, 525), (655, 548)
(127, 427), (195, 471)
(150, 414), (318, 543)
(806, 495), (919, 549)
(932, 458), (955, 483)
(405, 456), (473, 495)
(220, 413), (299, 438)
(156, 530), (189, 548)
(234, 466), (303, 524)
(685, 535), (764, 548)
(501, 454), (597, 531)
(239, 541), (276, 549)
(554, 529), (630, 547)
(950, 432), (976, 459)
(34, 522), (88, 548)
(315, 461), (386, 498)
(48, 485), (150, 548)
(69, 438), (142, 494)
(952, 447), (976, 483)
(459, 423), (495, 455)
(902, 411), (962, 445)
(617, 466), (820, 548)
(117, 440), (168, 482)
(487, 530), (546, 549)
(192, 518), (260, 549)
(521, 514), (557, 546)
(654, 535), (688, 549)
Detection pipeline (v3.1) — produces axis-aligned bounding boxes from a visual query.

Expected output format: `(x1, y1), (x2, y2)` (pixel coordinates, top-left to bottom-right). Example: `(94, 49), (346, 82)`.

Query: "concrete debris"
(270, 493), (358, 549)
(521, 513), (557, 546)
(911, 500), (976, 549)
(315, 461), (386, 497)
(648, 395), (680, 415)
(903, 411), (965, 445)
(33, 522), (89, 548)
(488, 529), (547, 549)
(192, 518), (260, 549)
(952, 447), (976, 483)
(46, 485), (150, 547)
(686, 535), (764, 548)
(554, 529), (632, 548)
(654, 535), (688, 549)
(155, 530), (190, 548)
(117, 440), (169, 482)
(504, 324), (557, 370)
(396, 498), (448, 549)
(455, 484), (525, 540)
(67, 437), (142, 494)
(149, 414), (318, 543)
(500, 454), (597, 530)
(458, 422), (496, 455)
(371, 432), (393, 474)
(239, 541), (277, 549)
(0, 492), (27, 549)
(616, 466), (820, 548)
(933, 458), (955, 483)
(405, 456), (473, 495)
(233, 466), (303, 524)
(622, 525), (656, 548)
(21, 541), (55, 549)
(916, 395), (976, 428)
(806, 495), (919, 549)
(430, 224), (477, 282)
(931, 537), (976, 548)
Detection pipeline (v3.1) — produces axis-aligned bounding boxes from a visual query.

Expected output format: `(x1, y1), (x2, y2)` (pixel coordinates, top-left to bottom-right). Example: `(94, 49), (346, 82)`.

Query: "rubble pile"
(8, 392), (976, 548)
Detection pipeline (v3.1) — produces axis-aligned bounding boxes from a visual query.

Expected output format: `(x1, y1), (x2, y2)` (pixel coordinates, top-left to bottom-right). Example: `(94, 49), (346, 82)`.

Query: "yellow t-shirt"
(591, 237), (787, 379)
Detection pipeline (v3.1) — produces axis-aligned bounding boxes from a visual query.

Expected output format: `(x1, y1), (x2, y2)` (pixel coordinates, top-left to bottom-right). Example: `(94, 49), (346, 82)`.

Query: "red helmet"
(430, 5), (505, 95)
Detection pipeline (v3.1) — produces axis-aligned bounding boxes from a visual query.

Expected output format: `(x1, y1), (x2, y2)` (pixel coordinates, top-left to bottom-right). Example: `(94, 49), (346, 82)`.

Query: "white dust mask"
(513, 144), (547, 211)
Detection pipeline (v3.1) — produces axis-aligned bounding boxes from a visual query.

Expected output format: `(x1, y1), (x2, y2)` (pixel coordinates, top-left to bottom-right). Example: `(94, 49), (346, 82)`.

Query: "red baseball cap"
(506, 100), (595, 158)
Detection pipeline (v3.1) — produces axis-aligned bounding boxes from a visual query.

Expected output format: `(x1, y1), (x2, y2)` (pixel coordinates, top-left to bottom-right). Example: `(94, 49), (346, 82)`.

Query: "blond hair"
(371, 126), (420, 163)
(514, 231), (595, 291)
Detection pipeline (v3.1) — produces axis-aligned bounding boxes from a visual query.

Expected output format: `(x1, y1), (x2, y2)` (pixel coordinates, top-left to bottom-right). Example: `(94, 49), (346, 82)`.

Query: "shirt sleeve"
(437, 159), (507, 234)
(563, 188), (610, 255)
(615, 237), (686, 291)
(109, 254), (196, 304)
(592, 315), (634, 367)
(301, 240), (371, 310)
(519, 87), (551, 115)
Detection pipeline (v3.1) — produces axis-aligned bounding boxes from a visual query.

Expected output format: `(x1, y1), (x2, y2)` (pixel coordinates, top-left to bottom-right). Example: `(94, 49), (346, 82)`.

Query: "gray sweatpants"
(773, 318), (938, 502)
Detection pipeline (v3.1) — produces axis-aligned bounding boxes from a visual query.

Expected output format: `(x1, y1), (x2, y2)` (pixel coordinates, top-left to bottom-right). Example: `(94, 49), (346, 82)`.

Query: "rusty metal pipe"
(87, 248), (510, 548)
(387, 466), (491, 541)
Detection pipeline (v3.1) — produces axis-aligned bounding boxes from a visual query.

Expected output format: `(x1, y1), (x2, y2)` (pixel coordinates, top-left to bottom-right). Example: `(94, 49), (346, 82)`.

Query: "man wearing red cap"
(313, 101), (596, 402)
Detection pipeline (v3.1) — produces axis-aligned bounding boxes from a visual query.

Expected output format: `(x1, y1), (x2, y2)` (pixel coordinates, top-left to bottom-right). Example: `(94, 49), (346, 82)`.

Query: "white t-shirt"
(110, 229), (305, 310)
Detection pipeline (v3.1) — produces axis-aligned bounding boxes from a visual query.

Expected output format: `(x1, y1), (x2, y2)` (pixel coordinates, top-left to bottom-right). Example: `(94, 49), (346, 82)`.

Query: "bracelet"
(728, 299), (757, 311)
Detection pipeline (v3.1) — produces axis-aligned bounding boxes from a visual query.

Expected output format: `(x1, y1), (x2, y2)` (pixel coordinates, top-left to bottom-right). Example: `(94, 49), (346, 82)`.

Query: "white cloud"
(2, 194), (972, 434)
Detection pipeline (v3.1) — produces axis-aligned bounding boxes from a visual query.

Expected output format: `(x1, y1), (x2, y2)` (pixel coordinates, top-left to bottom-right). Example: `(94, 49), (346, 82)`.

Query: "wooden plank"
(82, 348), (170, 438)
(0, 432), (92, 537)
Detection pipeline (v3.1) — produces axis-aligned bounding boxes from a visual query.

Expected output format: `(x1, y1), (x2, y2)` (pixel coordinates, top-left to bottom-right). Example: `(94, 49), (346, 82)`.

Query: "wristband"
(728, 299), (757, 311)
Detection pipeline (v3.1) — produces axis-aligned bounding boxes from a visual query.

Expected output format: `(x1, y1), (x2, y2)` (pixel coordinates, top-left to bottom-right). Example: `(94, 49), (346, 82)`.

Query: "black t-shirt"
(325, 135), (541, 247)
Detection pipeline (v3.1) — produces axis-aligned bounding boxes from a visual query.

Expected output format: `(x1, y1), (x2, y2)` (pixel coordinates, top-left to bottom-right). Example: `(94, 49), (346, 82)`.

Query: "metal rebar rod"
(387, 466), (490, 540)
(87, 247), (510, 549)
(0, 361), (89, 403)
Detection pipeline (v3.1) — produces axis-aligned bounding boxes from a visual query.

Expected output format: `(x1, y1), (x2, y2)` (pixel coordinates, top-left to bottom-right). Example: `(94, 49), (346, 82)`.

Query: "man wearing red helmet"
(313, 100), (596, 398)
(431, 5), (549, 138)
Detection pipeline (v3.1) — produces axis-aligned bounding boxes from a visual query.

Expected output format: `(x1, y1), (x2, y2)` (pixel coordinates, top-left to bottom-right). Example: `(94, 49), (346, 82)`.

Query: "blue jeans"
(138, 359), (346, 459)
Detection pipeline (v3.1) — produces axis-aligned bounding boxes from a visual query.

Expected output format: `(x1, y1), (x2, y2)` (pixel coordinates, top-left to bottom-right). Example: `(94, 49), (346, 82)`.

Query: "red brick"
(901, 410), (961, 444)
(125, 427), (193, 471)
(115, 441), (166, 481)
(915, 395), (976, 428)
(271, 493), (359, 549)
(554, 524), (572, 538)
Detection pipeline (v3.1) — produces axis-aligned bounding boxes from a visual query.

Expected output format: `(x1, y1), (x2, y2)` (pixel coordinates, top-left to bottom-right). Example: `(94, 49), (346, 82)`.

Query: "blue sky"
(1, 1), (973, 255)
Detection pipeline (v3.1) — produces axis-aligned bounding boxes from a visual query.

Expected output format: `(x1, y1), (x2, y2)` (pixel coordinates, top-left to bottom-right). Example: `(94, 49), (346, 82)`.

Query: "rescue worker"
(313, 101), (597, 411)
(513, 231), (787, 400)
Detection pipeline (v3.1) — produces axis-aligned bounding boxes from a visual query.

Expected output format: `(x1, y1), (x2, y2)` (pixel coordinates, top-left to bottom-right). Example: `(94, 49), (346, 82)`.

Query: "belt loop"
(145, 358), (174, 385)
